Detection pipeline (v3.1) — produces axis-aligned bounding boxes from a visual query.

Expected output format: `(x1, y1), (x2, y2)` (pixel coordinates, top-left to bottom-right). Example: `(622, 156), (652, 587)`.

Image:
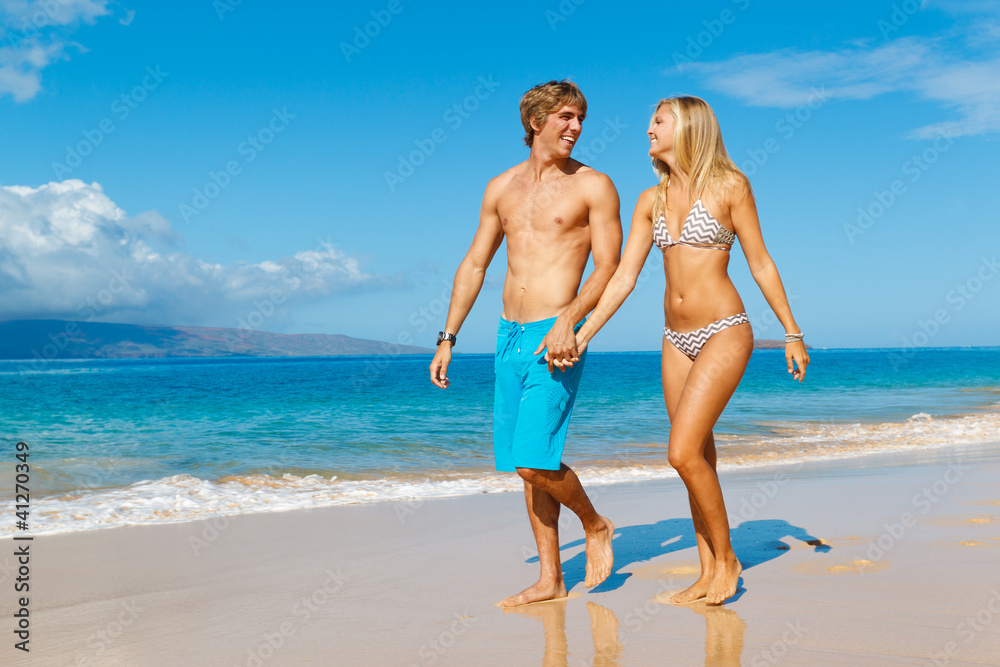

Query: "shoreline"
(3, 438), (999, 665)
(3, 405), (999, 538)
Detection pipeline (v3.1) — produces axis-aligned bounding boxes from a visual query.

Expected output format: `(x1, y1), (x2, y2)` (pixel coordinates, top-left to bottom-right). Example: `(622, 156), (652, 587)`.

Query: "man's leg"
(498, 323), (613, 606)
(498, 478), (567, 607)
(518, 465), (614, 589)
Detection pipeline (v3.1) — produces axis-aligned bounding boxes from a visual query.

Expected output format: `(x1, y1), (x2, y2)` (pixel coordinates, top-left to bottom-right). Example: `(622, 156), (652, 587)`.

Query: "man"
(429, 80), (622, 607)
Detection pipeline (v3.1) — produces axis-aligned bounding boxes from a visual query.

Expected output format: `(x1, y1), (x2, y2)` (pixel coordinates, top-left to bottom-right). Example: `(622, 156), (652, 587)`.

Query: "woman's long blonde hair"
(650, 96), (750, 222)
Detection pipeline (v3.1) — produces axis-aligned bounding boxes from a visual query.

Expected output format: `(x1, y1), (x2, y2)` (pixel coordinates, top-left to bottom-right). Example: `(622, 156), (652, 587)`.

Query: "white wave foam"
(2, 410), (998, 537)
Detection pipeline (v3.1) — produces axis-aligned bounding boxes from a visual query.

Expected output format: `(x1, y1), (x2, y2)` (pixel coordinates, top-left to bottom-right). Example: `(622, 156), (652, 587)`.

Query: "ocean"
(2, 348), (999, 535)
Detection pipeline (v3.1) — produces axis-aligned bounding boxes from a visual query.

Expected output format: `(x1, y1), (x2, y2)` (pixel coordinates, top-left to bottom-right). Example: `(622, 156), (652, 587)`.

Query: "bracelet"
(784, 332), (804, 343)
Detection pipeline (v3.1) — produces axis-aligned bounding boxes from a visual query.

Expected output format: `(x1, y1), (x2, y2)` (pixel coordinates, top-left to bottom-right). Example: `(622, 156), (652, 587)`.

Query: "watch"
(436, 331), (457, 347)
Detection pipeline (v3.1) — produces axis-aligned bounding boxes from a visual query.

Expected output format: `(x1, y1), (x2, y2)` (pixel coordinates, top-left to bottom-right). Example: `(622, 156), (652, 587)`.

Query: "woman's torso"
(656, 190), (745, 331)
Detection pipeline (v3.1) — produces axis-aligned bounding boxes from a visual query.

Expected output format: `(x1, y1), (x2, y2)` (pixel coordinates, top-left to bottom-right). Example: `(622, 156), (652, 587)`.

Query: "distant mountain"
(0, 320), (434, 360)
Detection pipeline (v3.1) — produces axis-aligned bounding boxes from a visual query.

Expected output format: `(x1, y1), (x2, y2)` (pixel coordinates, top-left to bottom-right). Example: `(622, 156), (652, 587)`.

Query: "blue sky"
(1, 0), (998, 351)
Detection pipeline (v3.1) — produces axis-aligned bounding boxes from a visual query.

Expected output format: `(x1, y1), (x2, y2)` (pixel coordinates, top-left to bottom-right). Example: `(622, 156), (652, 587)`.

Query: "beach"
(4, 440), (999, 666)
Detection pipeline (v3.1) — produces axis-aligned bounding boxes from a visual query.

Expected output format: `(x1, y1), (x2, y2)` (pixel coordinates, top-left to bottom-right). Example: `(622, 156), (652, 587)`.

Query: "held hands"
(786, 340), (809, 382)
(534, 318), (579, 373)
(429, 344), (452, 388)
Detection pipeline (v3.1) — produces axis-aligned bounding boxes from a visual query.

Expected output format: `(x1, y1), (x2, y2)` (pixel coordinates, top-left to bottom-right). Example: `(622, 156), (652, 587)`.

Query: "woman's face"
(647, 105), (675, 160)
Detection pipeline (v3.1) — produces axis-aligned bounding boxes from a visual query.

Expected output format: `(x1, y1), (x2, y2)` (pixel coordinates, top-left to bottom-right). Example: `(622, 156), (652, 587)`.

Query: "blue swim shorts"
(493, 316), (587, 472)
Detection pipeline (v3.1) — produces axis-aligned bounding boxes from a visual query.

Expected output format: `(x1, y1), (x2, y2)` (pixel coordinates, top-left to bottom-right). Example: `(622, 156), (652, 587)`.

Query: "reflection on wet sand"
(504, 599), (623, 667)
(502, 590), (747, 666)
(689, 602), (746, 667)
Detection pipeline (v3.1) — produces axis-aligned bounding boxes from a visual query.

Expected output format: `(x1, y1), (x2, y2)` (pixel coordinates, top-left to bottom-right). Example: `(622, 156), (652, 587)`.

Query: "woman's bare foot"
(705, 556), (742, 605)
(669, 571), (712, 604)
(496, 579), (568, 608)
(584, 516), (615, 588)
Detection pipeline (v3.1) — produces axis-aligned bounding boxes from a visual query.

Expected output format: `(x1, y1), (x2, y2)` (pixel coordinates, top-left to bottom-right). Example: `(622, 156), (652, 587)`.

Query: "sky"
(1, 0), (998, 352)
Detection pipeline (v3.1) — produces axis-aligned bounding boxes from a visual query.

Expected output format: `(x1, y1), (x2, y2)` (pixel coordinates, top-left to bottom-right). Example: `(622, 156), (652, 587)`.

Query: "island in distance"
(0, 320), (434, 360)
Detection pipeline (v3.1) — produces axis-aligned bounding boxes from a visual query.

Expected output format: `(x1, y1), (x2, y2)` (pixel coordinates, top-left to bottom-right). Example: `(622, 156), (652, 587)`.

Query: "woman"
(574, 96), (809, 605)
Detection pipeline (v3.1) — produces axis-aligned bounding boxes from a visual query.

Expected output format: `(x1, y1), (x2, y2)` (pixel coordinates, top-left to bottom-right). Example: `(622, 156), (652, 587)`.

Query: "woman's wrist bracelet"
(784, 332), (804, 343)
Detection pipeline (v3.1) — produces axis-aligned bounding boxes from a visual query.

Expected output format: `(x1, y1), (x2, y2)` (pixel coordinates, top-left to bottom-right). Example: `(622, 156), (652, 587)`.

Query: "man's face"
(534, 105), (584, 156)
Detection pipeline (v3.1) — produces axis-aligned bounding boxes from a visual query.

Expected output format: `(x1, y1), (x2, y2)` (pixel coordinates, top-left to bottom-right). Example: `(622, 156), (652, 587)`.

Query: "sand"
(3, 442), (1000, 666)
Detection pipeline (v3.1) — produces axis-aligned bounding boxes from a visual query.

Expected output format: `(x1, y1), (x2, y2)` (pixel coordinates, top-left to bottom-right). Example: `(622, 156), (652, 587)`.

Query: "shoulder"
(484, 163), (523, 199)
(636, 185), (658, 209)
(716, 171), (753, 208)
(569, 162), (618, 195)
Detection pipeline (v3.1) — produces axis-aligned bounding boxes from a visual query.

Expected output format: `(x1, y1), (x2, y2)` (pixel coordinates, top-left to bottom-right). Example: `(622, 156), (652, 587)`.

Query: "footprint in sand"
(792, 558), (890, 575)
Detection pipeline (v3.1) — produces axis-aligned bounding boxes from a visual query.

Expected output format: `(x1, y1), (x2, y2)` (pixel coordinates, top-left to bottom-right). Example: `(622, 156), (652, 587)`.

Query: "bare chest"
(497, 182), (589, 238)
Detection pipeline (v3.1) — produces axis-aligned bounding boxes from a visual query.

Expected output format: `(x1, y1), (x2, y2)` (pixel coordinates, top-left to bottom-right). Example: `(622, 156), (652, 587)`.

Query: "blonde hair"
(649, 96), (750, 222)
(519, 80), (587, 147)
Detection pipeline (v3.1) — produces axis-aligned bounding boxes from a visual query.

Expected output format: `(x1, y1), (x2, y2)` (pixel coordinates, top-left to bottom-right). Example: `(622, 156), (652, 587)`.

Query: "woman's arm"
(729, 183), (810, 381)
(575, 187), (656, 353)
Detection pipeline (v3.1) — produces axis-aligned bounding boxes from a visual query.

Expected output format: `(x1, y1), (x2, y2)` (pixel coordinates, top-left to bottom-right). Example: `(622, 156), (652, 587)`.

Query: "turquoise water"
(1, 348), (998, 534)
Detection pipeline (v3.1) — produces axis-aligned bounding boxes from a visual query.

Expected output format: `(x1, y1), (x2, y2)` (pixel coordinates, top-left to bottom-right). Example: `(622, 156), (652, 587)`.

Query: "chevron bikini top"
(653, 199), (736, 251)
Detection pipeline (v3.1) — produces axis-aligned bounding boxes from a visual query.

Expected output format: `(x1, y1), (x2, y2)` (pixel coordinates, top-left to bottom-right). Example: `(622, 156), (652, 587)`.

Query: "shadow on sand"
(530, 518), (831, 593)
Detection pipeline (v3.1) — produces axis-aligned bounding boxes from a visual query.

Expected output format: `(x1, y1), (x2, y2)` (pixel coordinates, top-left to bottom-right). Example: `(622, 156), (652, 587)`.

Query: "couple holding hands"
(429, 80), (808, 607)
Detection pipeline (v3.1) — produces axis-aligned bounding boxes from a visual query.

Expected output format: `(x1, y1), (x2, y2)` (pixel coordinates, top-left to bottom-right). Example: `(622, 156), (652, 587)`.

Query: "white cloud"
(0, 180), (395, 328)
(680, 32), (1000, 139)
(0, 0), (111, 101)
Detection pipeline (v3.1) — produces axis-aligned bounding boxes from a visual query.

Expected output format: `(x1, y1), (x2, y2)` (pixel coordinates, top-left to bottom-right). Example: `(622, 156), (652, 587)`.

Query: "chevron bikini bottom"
(663, 313), (750, 361)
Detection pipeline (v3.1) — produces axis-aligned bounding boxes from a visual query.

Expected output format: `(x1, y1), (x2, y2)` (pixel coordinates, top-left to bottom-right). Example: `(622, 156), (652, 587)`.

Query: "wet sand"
(3, 442), (1000, 666)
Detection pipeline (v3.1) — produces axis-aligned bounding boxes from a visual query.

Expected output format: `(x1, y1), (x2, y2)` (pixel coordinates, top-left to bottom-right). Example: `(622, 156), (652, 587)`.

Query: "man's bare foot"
(669, 571), (712, 604)
(705, 556), (742, 605)
(584, 516), (615, 588)
(496, 579), (568, 608)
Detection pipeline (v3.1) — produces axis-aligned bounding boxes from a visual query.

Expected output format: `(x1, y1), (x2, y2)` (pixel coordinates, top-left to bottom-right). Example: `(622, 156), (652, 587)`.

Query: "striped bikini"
(655, 198), (749, 360)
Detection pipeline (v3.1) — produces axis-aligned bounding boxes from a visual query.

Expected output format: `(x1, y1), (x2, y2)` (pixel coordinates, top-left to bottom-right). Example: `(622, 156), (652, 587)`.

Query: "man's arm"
(535, 172), (622, 371)
(429, 180), (505, 388)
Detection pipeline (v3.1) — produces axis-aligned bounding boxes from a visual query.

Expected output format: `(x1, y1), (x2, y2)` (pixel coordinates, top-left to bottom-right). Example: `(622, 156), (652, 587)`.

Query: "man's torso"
(494, 160), (595, 323)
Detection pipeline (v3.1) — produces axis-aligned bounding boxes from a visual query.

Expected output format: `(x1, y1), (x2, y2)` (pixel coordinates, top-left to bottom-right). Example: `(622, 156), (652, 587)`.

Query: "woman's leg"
(664, 323), (753, 604)
(661, 338), (715, 602)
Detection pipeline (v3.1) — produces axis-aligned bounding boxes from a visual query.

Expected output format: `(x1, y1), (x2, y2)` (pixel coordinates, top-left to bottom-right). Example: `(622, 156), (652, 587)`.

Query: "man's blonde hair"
(650, 96), (750, 222)
(519, 80), (587, 147)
